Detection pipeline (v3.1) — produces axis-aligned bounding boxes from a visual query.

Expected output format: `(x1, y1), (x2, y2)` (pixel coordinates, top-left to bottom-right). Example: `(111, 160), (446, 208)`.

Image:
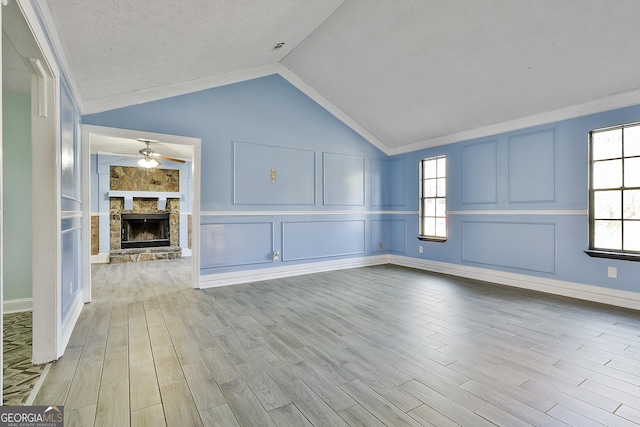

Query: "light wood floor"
(34, 258), (640, 426)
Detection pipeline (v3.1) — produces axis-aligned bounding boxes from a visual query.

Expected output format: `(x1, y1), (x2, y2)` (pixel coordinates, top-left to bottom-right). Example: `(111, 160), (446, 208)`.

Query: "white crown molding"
(276, 65), (390, 155)
(3, 297), (33, 313)
(447, 210), (587, 216)
(390, 88), (640, 155)
(81, 64), (283, 115)
(32, 0), (83, 110)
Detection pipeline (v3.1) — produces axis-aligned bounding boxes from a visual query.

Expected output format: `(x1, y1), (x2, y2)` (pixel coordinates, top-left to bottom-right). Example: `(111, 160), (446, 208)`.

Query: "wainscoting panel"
(461, 140), (498, 204)
(372, 219), (406, 253)
(323, 153), (365, 206)
(371, 158), (406, 207)
(282, 220), (365, 261)
(61, 81), (81, 212)
(233, 141), (315, 205)
(370, 158), (389, 207)
(462, 220), (556, 273)
(201, 221), (274, 268)
(61, 218), (81, 322)
(508, 128), (556, 203)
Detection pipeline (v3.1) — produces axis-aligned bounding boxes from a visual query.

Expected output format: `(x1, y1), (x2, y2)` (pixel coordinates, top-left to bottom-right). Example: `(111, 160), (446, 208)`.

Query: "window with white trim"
(419, 155), (447, 241)
(588, 123), (640, 259)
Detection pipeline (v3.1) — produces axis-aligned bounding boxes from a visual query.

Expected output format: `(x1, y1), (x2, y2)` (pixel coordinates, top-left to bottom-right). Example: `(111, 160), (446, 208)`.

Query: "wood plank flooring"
(35, 258), (640, 426)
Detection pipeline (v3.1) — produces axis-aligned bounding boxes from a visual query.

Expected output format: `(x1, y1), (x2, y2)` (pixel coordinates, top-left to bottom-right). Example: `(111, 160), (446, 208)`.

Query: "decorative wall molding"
(3, 298), (33, 313)
(200, 210), (417, 216)
(447, 210), (587, 216)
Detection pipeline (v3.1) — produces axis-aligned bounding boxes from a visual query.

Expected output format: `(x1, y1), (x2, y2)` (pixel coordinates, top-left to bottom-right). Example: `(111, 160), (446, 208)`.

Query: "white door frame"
(6, 0), (65, 363)
(81, 124), (201, 298)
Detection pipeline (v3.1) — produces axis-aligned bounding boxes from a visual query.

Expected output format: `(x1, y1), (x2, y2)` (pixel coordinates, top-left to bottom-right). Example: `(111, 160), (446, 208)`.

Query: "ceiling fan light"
(137, 157), (159, 168)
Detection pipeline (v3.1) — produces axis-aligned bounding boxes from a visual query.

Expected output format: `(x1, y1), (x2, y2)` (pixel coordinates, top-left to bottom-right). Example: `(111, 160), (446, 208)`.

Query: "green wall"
(3, 91), (32, 302)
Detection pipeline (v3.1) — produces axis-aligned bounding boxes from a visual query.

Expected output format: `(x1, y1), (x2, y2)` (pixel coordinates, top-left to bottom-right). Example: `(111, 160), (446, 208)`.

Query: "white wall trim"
(91, 253), (110, 264)
(3, 298), (33, 314)
(447, 210), (587, 216)
(199, 254), (640, 311)
(201, 210), (416, 217)
(199, 255), (390, 288)
(390, 255), (640, 311)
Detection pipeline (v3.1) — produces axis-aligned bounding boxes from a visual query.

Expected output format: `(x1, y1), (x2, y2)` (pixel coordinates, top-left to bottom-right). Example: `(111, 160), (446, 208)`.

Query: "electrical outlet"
(607, 266), (617, 278)
(273, 250), (280, 261)
(270, 168), (277, 182)
(418, 245), (424, 254)
(379, 242), (383, 250)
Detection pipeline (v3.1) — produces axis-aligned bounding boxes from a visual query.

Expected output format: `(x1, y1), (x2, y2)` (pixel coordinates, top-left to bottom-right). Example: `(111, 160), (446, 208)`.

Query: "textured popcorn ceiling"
(44, 0), (345, 102)
(39, 0), (640, 152)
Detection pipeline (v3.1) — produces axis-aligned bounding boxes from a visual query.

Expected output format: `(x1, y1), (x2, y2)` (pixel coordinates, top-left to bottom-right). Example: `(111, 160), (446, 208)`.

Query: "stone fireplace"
(121, 213), (170, 249)
(108, 166), (182, 263)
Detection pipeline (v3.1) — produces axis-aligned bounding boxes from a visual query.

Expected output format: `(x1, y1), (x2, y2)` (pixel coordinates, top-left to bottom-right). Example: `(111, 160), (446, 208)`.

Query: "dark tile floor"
(3, 311), (45, 405)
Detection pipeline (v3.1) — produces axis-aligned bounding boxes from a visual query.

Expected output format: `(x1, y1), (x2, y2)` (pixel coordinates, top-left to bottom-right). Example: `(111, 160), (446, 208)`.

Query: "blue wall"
(83, 73), (640, 295)
(392, 104), (640, 293)
(83, 75), (393, 275)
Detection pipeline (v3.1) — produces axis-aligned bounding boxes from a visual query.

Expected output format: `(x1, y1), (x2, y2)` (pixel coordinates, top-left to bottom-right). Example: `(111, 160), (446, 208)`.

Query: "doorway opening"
(82, 125), (201, 295)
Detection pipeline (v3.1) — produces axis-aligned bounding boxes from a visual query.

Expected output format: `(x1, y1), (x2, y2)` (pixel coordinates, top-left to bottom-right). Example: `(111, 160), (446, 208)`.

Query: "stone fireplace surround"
(108, 166), (182, 263)
(109, 196), (181, 263)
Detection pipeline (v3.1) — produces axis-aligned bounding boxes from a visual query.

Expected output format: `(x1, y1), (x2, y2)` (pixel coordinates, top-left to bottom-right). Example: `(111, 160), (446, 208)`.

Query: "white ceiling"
(35, 0), (640, 154)
(92, 134), (193, 161)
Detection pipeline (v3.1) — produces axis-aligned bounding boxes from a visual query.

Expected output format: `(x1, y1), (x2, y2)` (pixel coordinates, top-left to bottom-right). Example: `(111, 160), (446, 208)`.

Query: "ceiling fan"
(136, 139), (185, 168)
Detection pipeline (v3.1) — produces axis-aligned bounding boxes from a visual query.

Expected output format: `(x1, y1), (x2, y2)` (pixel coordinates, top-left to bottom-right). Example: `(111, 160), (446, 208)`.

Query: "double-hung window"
(419, 155), (447, 241)
(588, 123), (640, 259)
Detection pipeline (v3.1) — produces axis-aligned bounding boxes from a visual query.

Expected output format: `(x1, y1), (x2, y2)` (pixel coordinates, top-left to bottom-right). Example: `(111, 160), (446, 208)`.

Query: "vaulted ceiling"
(23, 0), (640, 154)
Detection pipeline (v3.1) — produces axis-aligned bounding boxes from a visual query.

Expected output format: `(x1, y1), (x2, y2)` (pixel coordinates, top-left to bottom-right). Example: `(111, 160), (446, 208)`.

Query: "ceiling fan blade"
(157, 155), (186, 163)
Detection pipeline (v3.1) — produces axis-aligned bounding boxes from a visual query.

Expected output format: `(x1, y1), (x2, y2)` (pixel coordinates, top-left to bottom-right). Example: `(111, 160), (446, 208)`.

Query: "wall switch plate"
(270, 168), (277, 182)
(607, 266), (617, 278)
(418, 245), (423, 253)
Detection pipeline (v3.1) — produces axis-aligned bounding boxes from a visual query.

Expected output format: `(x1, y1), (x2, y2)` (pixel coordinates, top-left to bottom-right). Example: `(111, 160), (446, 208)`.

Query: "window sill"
(584, 250), (640, 262)
(417, 236), (447, 243)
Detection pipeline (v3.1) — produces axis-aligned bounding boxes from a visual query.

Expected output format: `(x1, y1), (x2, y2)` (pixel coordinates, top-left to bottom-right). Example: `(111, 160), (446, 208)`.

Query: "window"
(419, 155), (447, 241)
(588, 123), (640, 259)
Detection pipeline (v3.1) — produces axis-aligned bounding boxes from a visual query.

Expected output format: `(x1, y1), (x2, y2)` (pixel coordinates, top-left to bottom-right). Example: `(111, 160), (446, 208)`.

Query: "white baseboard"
(91, 253), (110, 264)
(199, 255), (390, 288)
(4, 297), (33, 313)
(198, 254), (640, 311)
(390, 255), (640, 311)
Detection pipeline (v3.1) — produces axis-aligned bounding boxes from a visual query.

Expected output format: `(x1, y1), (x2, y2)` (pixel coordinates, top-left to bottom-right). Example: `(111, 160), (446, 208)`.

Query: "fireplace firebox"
(121, 213), (170, 249)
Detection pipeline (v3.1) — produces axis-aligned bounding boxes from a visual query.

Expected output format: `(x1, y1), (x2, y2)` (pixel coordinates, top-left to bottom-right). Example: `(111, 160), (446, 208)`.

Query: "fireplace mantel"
(108, 190), (182, 210)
